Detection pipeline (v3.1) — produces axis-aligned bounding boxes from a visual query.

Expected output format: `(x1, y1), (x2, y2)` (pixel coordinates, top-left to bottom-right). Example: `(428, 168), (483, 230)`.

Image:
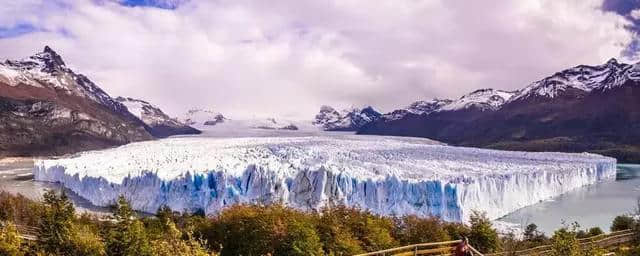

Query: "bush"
(0, 192), (44, 227)
(393, 215), (450, 245)
(202, 204), (323, 256)
(550, 226), (580, 256)
(316, 205), (398, 255)
(151, 219), (215, 256)
(611, 215), (635, 232)
(0, 222), (23, 256)
(69, 223), (106, 256)
(468, 211), (500, 253)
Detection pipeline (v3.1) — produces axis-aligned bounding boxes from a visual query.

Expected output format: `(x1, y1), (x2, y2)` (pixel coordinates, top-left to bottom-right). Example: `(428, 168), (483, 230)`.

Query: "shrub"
(0, 192), (44, 227)
(550, 226), (580, 256)
(151, 219), (215, 256)
(0, 222), (23, 256)
(393, 215), (450, 245)
(69, 223), (106, 256)
(202, 204), (323, 256)
(611, 215), (635, 232)
(468, 211), (500, 253)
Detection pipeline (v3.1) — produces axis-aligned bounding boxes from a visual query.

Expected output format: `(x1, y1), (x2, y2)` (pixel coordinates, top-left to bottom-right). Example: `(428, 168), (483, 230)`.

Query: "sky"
(0, 0), (638, 119)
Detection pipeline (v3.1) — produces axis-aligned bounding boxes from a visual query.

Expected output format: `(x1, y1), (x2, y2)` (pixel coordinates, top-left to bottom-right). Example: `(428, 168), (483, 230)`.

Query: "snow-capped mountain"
(115, 97), (200, 137)
(313, 105), (381, 131)
(0, 46), (152, 156)
(512, 58), (640, 101)
(381, 99), (452, 121)
(182, 108), (226, 126)
(359, 58), (640, 163)
(439, 89), (516, 112)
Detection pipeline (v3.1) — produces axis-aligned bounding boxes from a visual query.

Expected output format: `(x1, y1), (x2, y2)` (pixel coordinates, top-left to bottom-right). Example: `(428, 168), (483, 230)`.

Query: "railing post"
(414, 245), (417, 256)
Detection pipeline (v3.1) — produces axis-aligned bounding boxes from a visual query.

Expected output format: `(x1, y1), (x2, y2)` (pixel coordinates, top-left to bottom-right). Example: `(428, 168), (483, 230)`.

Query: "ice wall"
(33, 135), (617, 222)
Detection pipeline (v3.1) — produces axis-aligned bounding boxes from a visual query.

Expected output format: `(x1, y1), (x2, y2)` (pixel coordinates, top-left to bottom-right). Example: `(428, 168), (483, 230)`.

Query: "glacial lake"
(499, 164), (640, 235)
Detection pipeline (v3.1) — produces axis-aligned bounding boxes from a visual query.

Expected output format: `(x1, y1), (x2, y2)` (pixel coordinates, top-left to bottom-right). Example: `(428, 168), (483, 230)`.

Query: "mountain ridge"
(358, 58), (640, 163)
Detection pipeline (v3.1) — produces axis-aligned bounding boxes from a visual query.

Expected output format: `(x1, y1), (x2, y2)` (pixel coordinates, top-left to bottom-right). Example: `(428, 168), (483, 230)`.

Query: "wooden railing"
(356, 230), (636, 256)
(0, 221), (38, 241)
(486, 229), (635, 256)
(353, 240), (485, 256)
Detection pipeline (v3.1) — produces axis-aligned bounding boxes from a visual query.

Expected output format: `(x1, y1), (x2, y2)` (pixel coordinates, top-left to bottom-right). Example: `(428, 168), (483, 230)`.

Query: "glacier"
(33, 135), (616, 222)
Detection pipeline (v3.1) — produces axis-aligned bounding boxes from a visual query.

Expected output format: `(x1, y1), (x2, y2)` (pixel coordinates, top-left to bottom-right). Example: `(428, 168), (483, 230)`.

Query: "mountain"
(313, 105), (381, 131)
(0, 46), (153, 156)
(115, 97), (200, 137)
(381, 99), (452, 121)
(182, 108), (226, 127)
(359, 58), (640, 163)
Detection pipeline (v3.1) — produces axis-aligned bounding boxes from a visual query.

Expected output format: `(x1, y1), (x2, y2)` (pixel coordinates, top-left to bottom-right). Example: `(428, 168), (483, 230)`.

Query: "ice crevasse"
(33, 135), (616, 222)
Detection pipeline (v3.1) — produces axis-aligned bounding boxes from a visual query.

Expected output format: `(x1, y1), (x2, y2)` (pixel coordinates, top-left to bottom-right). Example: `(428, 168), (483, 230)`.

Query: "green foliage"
(38, 190), (75, 255)
(202, 204), (323, 256)
(0, 222), (23, 256)
(151, 219), (215, 256)
(393, 215), (450, 245)
(68, 223), (106, 256)
(315, 205), (398, 255)
(105, 196), (152, 256)
(581, 242), (606, 256)
(612, 215), (636, 232)
(443, 222), (471, 240)
(587, 227), (604, 237)
(550, 224), (581, 256)
(468, 210), (500, 253)
(0, 191), (44, 227)
(315, 207), (363, 255)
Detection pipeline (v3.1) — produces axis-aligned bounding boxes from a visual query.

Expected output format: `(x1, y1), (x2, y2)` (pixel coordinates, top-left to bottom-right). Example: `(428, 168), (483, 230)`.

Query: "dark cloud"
(602, 0), (640, 59)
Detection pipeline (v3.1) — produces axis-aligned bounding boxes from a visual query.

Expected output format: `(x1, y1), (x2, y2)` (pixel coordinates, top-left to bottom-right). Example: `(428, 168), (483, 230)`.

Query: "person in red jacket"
(454, 237), (473, 256)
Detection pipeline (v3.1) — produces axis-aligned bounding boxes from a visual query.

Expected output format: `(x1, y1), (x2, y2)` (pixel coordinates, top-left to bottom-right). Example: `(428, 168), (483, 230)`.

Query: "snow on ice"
(33, 135), (616, 222)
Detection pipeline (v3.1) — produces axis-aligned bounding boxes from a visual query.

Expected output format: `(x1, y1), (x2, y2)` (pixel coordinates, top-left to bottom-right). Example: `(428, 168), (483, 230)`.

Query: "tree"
(468, 211), (500, 253)
(38, 190), (75, 254)
(0, 222), (23, 256)
(550, 226), (581, 256)
(151, 219), (216, 256)
(393, 215), (450, 245)
(202, 204), (323, 256)
(611, 215), (635, 232)
(587, 227), (604, 237)
(106, 196), (152, 256)
(69, 223), (106, 256)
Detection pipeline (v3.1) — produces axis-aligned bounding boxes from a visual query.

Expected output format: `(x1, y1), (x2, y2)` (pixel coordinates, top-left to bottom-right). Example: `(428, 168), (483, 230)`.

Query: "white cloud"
(631, 9), (640, 20)
(0, 0), (635, 119)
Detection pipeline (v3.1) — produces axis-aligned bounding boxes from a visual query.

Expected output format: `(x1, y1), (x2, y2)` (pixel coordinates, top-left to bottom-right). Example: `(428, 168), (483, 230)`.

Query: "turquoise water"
(499, 164), (640, 234)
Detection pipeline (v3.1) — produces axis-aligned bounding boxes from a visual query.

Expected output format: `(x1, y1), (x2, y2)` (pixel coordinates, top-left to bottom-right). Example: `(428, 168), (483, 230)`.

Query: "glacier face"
(33, 135), (616, 222)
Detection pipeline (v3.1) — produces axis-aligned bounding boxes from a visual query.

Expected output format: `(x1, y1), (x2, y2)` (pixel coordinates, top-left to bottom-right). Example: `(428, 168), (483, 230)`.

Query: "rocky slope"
(0, 46), (153, 156)
(313, 105), (381, 131)
(115, 97), (200, 137)
(359, 58), (640, 163)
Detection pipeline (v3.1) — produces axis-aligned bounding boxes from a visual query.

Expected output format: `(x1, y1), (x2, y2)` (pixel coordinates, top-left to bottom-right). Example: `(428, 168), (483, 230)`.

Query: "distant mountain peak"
(182, 108), (226, 126)
(31, 46), (66, 72)
(116, 97), (200, 137)
(314, 105), (381, 131)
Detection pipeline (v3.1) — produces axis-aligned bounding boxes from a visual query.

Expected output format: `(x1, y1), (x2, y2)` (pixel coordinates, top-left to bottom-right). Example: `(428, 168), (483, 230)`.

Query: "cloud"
(0, 0), (635, 119)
